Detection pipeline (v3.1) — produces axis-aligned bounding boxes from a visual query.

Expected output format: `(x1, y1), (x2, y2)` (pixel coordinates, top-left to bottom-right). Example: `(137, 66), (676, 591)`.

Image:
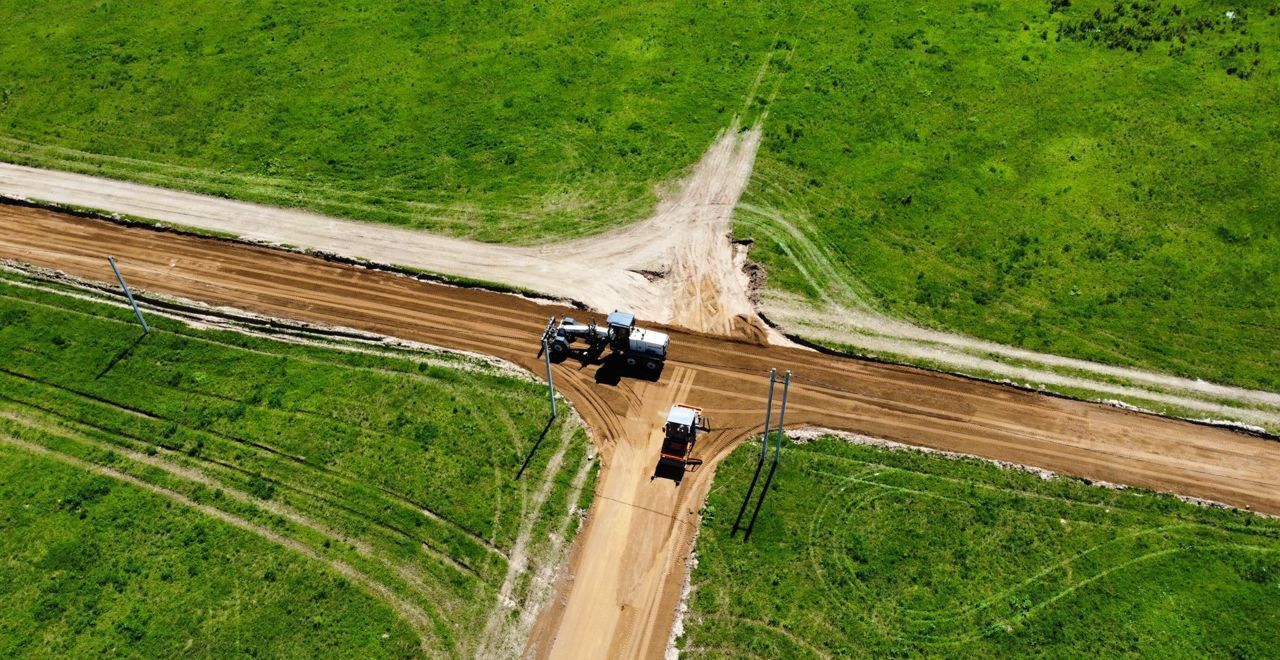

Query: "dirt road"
(7, 147), (1277, 428)
(0, 126), (764, 337)
(4, 205), (1279, 658)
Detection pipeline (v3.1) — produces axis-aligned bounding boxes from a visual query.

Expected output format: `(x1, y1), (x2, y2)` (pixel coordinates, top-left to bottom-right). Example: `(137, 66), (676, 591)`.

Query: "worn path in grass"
(0, 432), (439, 646)
(3, 205), (1279, 658)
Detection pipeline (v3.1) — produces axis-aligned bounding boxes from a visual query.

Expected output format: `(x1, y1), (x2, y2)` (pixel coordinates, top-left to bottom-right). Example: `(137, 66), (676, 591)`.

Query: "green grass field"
(0, 272), (596, 656)
(0, 1), (777, 241)
(0, 0), (1275, 392)
(0, 447), (419, 657)
(738, 0), (1280, 393)
(682, 436), (1280, 657)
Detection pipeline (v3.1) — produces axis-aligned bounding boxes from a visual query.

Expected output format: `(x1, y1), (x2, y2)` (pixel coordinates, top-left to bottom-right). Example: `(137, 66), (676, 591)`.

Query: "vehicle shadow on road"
(592, 354), (663, 386)
(548, 350), (664, 386)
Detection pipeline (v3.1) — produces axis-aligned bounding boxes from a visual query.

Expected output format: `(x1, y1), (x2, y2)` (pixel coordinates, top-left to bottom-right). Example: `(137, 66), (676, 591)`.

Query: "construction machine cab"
(606, 310), (635, 352)
(654, 404), (708, 485)
(662, 406), (697, 452)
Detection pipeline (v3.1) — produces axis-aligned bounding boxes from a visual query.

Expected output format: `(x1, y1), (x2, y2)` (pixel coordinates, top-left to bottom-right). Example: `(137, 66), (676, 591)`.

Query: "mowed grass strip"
(682, 437), (1280, 658)
(0, 273), (596, 656)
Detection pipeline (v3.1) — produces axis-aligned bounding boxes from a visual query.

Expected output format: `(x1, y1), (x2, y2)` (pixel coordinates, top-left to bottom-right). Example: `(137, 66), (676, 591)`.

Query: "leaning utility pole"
(731, 368), (776, 537)
(744, 369), (790, 541)
(542, 337), (558, 419)
(107, 256), (149, 334)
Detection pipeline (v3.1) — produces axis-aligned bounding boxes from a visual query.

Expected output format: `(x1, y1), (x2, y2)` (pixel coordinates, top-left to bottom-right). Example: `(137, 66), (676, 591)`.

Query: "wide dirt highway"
(4, 203), (1279, 659)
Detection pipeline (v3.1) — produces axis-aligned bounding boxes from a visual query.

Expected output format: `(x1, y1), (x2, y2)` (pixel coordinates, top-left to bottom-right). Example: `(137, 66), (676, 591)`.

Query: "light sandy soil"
(735, 202), (1280, 430)
(3, 208), (1279, 658)
(0, 126), (766, 339)
(766, 292), (1280, 429)
(528, 365), (711, 659)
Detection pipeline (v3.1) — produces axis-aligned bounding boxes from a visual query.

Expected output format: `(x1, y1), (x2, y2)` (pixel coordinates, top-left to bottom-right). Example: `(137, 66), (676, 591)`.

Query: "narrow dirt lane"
(4, 205), (1279, 658)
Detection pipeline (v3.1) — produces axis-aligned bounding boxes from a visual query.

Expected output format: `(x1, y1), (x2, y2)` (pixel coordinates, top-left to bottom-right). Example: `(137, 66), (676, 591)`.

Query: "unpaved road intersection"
(3, 205), (1279, 658)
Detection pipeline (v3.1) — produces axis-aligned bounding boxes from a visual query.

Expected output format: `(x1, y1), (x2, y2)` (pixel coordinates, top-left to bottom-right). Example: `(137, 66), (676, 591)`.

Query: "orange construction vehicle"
(653, 404), (708, 485)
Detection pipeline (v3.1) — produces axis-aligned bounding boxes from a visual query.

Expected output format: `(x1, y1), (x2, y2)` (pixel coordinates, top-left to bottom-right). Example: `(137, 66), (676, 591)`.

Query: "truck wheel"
(551, 340), (568, 356)
(625, 356), (637, 367)
(645, 359), (659, 371)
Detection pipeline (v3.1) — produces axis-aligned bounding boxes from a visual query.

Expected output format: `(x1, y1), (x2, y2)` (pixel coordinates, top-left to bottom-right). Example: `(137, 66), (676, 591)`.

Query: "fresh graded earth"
(4, 133), (1276, 431)
(2, 205), (1277, 657)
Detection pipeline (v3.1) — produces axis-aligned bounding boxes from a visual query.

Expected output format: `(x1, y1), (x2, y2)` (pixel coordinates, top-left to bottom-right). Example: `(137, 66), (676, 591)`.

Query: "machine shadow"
(650, 457), (702, 485)
(593, 353), (664, 385)
(548, 350), (664, 386)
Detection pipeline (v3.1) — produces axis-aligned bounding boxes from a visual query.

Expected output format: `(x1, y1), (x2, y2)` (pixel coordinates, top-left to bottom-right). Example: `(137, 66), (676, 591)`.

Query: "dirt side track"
(4, 204), (1280, 658)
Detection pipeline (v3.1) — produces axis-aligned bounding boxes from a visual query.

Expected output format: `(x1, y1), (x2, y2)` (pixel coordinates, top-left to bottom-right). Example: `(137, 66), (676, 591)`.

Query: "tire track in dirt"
(3, 206), (1280, 659)
(735, 195), (1280, 425)
(14, 112), (1270, 429)
(0, 122), (766, 336)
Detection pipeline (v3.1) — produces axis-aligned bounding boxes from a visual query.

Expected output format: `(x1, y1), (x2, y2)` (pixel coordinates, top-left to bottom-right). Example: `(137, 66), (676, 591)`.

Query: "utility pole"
(542, 337), (557, 419)
(107, 256), (149, 334)
(772, 370), (791, 467)
(731, 368), (775, 537)
(745, 370), (791, 541)
(518, 318), (561, 481)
